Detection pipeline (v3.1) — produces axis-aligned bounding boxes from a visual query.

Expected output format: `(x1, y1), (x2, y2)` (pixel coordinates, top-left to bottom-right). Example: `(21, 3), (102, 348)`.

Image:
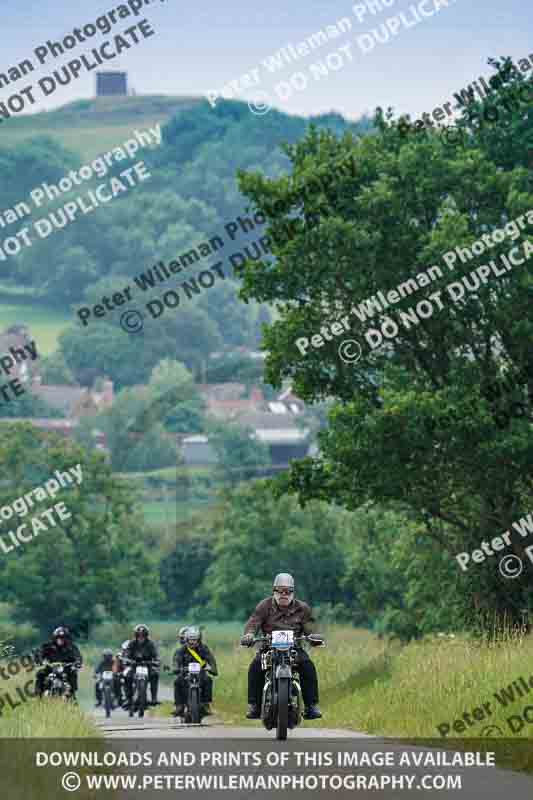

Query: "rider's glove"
(307, 634), (325, 647)
(240, 634), (254, 647)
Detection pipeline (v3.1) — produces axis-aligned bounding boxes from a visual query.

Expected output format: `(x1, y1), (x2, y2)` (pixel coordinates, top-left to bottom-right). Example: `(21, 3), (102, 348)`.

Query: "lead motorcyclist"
(172, 626), (218, 717)
(124, 624), (160, 706)
(241, 572), (323, 721)
(35, 626), (83, 699)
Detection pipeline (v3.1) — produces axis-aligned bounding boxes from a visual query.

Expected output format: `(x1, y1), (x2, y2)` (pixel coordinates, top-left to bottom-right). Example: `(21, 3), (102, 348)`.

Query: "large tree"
(235, 59), (533, 629)
(202, 481), (350, 619)
(0, 424), (154, 636)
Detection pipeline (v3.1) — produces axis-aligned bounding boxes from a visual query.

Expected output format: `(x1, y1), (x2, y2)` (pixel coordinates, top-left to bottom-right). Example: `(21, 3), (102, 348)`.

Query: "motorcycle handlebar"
(240, 634), (326, 647)
(43, 661), (81, 669)
(172, 665), (213, 674)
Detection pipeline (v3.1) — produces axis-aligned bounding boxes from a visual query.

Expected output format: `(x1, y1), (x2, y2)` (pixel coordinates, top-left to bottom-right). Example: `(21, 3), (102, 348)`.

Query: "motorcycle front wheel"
(104, 684), (113, 718)
(276, 677), (289, 741)
(137, 682), (147, 717)
(189, 686), (201, 724)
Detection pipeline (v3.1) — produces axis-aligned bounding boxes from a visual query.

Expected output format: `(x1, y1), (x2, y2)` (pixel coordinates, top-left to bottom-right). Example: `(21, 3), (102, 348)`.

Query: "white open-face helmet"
(273, 573), (295, 603)
(186, 626), (201, 646)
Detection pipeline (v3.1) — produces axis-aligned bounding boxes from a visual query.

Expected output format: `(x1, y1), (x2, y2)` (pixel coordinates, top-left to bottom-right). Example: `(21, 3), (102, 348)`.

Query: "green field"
(4, 95), (204, 161)
(0, 301), (70, 355)
(116, 467), (220, 528)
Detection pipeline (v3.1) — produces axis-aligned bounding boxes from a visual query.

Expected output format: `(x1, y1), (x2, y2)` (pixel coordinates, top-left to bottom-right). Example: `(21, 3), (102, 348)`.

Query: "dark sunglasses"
(275, 588), (293, 596)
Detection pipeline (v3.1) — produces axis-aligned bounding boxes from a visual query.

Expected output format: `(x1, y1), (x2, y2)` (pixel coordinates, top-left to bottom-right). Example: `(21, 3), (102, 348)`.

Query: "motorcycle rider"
(94, 648), (117, 707)
(115, 640), (130, 708)
(35, 626), (83, 699)
(172, 626), (218, 718)
(240, 573), (323, 721)
(177, 626), (205, 645)
(124, 624), (160, 707)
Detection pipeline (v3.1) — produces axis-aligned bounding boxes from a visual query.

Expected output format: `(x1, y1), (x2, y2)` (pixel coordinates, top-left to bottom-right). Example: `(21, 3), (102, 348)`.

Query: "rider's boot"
(172, 704), (184, 717)
(303, 704), (322, 720)
(246, 703), (260, 719)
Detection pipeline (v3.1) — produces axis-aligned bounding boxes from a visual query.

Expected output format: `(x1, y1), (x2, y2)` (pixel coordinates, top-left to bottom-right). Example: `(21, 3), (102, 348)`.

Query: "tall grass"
(151, 624), (533, 746)
(0, 671), (103, 800)
(0, 696), (100, 738)
(348, 630), (533, 739)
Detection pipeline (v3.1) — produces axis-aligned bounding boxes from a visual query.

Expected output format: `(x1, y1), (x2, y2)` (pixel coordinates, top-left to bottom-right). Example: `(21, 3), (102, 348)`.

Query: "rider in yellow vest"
(172, 626), (218, 717)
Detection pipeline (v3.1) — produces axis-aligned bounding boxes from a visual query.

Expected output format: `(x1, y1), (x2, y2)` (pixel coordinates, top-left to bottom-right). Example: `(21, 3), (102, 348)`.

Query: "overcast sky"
(2, 0), (532, 123)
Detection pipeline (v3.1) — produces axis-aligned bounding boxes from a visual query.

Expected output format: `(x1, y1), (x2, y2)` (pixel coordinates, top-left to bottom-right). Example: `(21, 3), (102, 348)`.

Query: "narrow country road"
(91, 699), (369, 738)
(88, 702), (533, 799)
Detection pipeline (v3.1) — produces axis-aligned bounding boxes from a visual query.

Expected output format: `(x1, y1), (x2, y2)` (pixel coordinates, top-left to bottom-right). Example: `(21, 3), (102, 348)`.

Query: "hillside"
(0, 94), (370, 374)
(1, 95), (205, 160)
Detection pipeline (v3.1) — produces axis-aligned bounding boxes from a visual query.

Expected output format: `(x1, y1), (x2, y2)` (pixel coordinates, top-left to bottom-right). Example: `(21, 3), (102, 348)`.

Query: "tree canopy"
(0, 424), (154, 636)
(235, 60), (533, 628)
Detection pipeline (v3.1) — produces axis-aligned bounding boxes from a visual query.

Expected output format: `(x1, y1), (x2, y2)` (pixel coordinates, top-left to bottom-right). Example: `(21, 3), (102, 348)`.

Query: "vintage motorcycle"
(171, 661), (210, 724)
(243, 631), (325, 740)
(42, 661), (80, 700)
(95, 668), (116, 718)
(123, 658), (155, 718)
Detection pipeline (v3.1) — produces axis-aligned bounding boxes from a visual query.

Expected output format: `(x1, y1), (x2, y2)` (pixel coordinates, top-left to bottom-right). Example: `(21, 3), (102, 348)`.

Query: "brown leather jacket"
(244, 597), (316, 638)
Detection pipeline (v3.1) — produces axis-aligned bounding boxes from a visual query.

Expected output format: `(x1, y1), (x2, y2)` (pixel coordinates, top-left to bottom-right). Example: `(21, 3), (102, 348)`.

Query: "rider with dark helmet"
(124, 624), (160, 706)
(172, 626), (218, 717)
(241, 573), (323, 721)
(94, 648), (115, 707)
(34, 626), (83, 698)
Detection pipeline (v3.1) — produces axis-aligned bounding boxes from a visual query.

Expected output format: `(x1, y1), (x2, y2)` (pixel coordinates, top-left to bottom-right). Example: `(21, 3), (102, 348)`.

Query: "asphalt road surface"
(92, 700), (368, 738)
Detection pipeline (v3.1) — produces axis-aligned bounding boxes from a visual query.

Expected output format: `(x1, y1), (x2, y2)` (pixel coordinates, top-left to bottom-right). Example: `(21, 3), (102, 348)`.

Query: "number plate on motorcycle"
(188, 662), (201, 673)
(136, 666), (149, 676)
(271, 630), (294, 648)
(102, 671), (113, 680)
